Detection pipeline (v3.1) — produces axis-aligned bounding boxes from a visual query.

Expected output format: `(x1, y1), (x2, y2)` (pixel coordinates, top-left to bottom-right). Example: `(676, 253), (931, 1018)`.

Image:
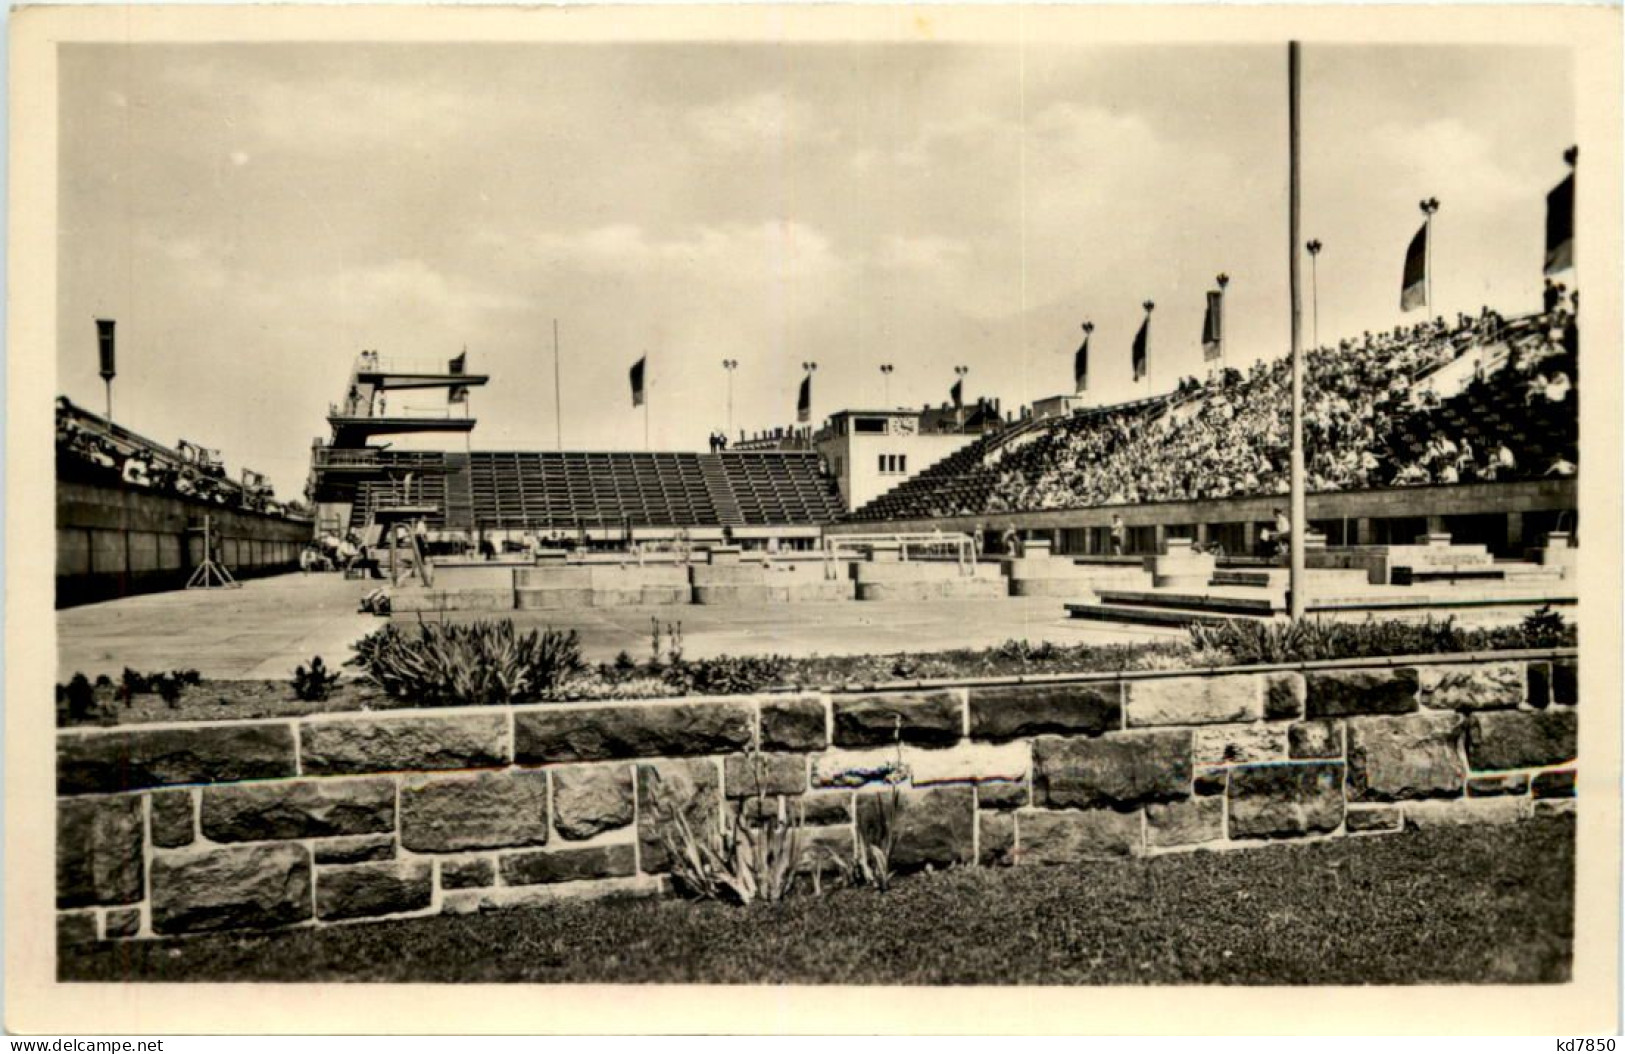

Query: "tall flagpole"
(1288, 41), (1307, 620)
(553, 319), (563, 451)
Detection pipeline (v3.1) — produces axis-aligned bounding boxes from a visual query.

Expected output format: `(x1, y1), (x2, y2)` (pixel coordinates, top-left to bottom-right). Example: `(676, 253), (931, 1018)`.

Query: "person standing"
(1110, 514), (1126, 556)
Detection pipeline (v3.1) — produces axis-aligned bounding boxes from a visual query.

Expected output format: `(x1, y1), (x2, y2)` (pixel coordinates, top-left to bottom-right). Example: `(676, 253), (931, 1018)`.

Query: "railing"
(353, 355), (471, 376)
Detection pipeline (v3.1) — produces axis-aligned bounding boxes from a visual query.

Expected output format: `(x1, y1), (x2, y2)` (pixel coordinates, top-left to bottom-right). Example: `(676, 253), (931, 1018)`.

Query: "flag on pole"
(1073, 333), (1090, 393)
(1400, 223), (1428, 312)
(1131, 317), (1149, 381)
(1202, 291), (1223, 361)
(448, 350), (469, 403)
(630, 356), (646, 408)
(950, 377), (964, 409)
(796, 374), (811, 423)
(96, 319), (116, 381)
(1544, 171), (1574, 276)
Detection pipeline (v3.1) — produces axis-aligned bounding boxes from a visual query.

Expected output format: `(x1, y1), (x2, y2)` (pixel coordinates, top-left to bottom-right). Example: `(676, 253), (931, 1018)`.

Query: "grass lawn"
(61, 815), (1573, 985)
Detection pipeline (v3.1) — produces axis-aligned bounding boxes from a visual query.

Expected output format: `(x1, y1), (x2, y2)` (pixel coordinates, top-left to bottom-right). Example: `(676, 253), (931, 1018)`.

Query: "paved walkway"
(56, 572), (1178, 680)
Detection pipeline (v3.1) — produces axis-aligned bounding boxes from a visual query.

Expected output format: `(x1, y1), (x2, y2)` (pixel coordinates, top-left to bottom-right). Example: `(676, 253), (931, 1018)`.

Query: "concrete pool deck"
(56, 571), (1182, 680)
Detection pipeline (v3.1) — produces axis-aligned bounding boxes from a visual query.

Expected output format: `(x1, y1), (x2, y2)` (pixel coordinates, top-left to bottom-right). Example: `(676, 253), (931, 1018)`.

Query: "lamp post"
(879, 363), (894, 407)
(721, 359), (738, 437)
(1419, 197), (1440, 316)
(954, 365), (969, 429)
(1306, 240), (1322, 350)
(1215, 273), (1230, 377)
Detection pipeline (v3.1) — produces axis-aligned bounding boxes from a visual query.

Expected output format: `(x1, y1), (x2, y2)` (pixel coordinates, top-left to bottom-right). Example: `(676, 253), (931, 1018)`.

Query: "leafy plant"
(851, 716), (909, 893)
(154, 673), (184, 707)
(291, 656), (342, 702)
(351, 619), (586, 707)
(650, 759), (806, 905)
(1512, 605), (1570, 650)
(63, 673), (99, 723)
(612, 650), (637, 673)
(663, 654), (792, 695)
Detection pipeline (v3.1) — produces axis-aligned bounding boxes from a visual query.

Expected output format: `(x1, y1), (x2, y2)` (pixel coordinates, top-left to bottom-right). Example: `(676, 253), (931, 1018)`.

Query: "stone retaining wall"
(56, 652), (1579, 944)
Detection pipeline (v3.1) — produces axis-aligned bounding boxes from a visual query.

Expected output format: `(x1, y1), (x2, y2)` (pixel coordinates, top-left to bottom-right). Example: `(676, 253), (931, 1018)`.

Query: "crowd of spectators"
(856, 302), (1580, 522)
(56, 397), (299, 517)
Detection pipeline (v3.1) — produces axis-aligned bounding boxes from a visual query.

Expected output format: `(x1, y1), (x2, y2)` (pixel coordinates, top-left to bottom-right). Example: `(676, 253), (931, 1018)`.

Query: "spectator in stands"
(1545, 455), (1578, 478)
(1545, 370), (1572, 404)
(1543, 279), (1562, 314)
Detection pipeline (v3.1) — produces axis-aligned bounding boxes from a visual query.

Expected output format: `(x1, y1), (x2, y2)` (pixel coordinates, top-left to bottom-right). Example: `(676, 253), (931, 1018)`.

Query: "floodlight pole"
(1288, 41), (1307, 620)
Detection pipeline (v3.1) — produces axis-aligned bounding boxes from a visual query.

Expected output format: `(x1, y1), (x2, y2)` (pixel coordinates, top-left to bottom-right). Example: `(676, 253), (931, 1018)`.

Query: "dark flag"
(1545, 171), (1574, 276)
(1400, 222), (1428, 312)
(1202, 291), (1223, 361)
(1131, 316), (1149, 381)
(96, 319), (116, 381)
(797, 374), (811, 423)
(950, 377), (964, 409)
(1074, 333), (1090, 393)
(630, 356), (646, 408)
(448, 350), (469, 403)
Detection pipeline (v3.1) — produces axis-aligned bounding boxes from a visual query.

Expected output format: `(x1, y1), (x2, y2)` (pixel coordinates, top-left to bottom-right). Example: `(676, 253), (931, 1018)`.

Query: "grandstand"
(840, 306), (1580, 559)
(343, 449), (842, 537)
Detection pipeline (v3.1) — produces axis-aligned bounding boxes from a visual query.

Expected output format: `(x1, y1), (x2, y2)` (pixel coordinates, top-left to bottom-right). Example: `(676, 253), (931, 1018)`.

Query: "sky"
(57, 41), (1573, 499)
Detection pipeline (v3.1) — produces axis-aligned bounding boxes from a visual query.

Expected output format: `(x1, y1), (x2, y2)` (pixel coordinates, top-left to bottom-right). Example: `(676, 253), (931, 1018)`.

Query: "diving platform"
(326, 413), (478, 447)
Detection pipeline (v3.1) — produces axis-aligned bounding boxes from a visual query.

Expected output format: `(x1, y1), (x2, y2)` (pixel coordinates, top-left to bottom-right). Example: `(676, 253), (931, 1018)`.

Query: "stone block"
(149, 789), (195, 848)
(977, 781), (1030, 811)
(314, 835), (397, 865)
(724, 752), (808, 799)
(440, 857), (496, 889)
(400, 770), (551, 853)
(1263, 672), (1306, 720)
(1194, 767), (1227, 796)
(904, 742), (1030, 786)
(58, 724), (297, 795)
(150, 843), (312, 935)
(551, 763), (634, 841)
(1145, 797), (1223, 848)
(1033, 730), (1192, 810)
(1534, 799), (1576, 818)
(500, 845), (637, 886)
(1532, 769), (1577, 799)
(1552, 659), (1577, 705)
(1305, 669), (1419, 719)
(1346, 712), (1465, 802)
(1192, 724), (1289, 765)
(1345, 806), (1402, 833)
(760, 696), (828, 751)
(57, 795), (145, 908)
(1418, 663), (1524, 712)
(855, 785), (974, 872)
(1227, 762), (1345, 839)
(202, 777), (396, 842)
(58, 912), (97, 946)
(967, 682), (1120, 741)
(637, 758), (722, 872)
(1404, 797), (1531, 829)
(1288, 720), (1343, 759)
(1467, 773), (1530, 797)
(979, 812), (1016, 867)
(1017, 809), (1142, 862)
(800, 792), (853, 825)
(316, 860), (432, 921)
(1526, 662), (1552, 708)
(1125, 675), (1261, 727)
(1466, 710), (1577, 771)
(832, 691), (964, 749)
(300, 713), (507, 775)
(810, 747), (906, 788)
(103, 907), (142, 939)
(514, 701), (753, 763)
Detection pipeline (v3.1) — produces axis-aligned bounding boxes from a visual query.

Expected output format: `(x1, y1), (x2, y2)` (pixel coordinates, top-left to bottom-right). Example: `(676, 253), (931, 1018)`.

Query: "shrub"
(63, 673), (99, 723)
(154, 673), (184, 707)
(292, 656), (342, 702)
(663, 654), (792, 696)
(352, 620), (586, 707)
(650, 757), (806, 905)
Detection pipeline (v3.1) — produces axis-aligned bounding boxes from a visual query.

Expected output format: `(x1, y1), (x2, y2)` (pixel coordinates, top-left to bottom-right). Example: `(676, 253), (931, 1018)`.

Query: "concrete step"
(1066, 602), (1253, 627)
(1094, 588), (1283, 616)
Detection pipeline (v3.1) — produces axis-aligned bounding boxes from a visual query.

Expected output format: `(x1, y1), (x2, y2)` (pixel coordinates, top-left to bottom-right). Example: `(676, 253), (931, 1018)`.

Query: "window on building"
(855, 417), (888, 434)
(898, 454), (907, 473)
